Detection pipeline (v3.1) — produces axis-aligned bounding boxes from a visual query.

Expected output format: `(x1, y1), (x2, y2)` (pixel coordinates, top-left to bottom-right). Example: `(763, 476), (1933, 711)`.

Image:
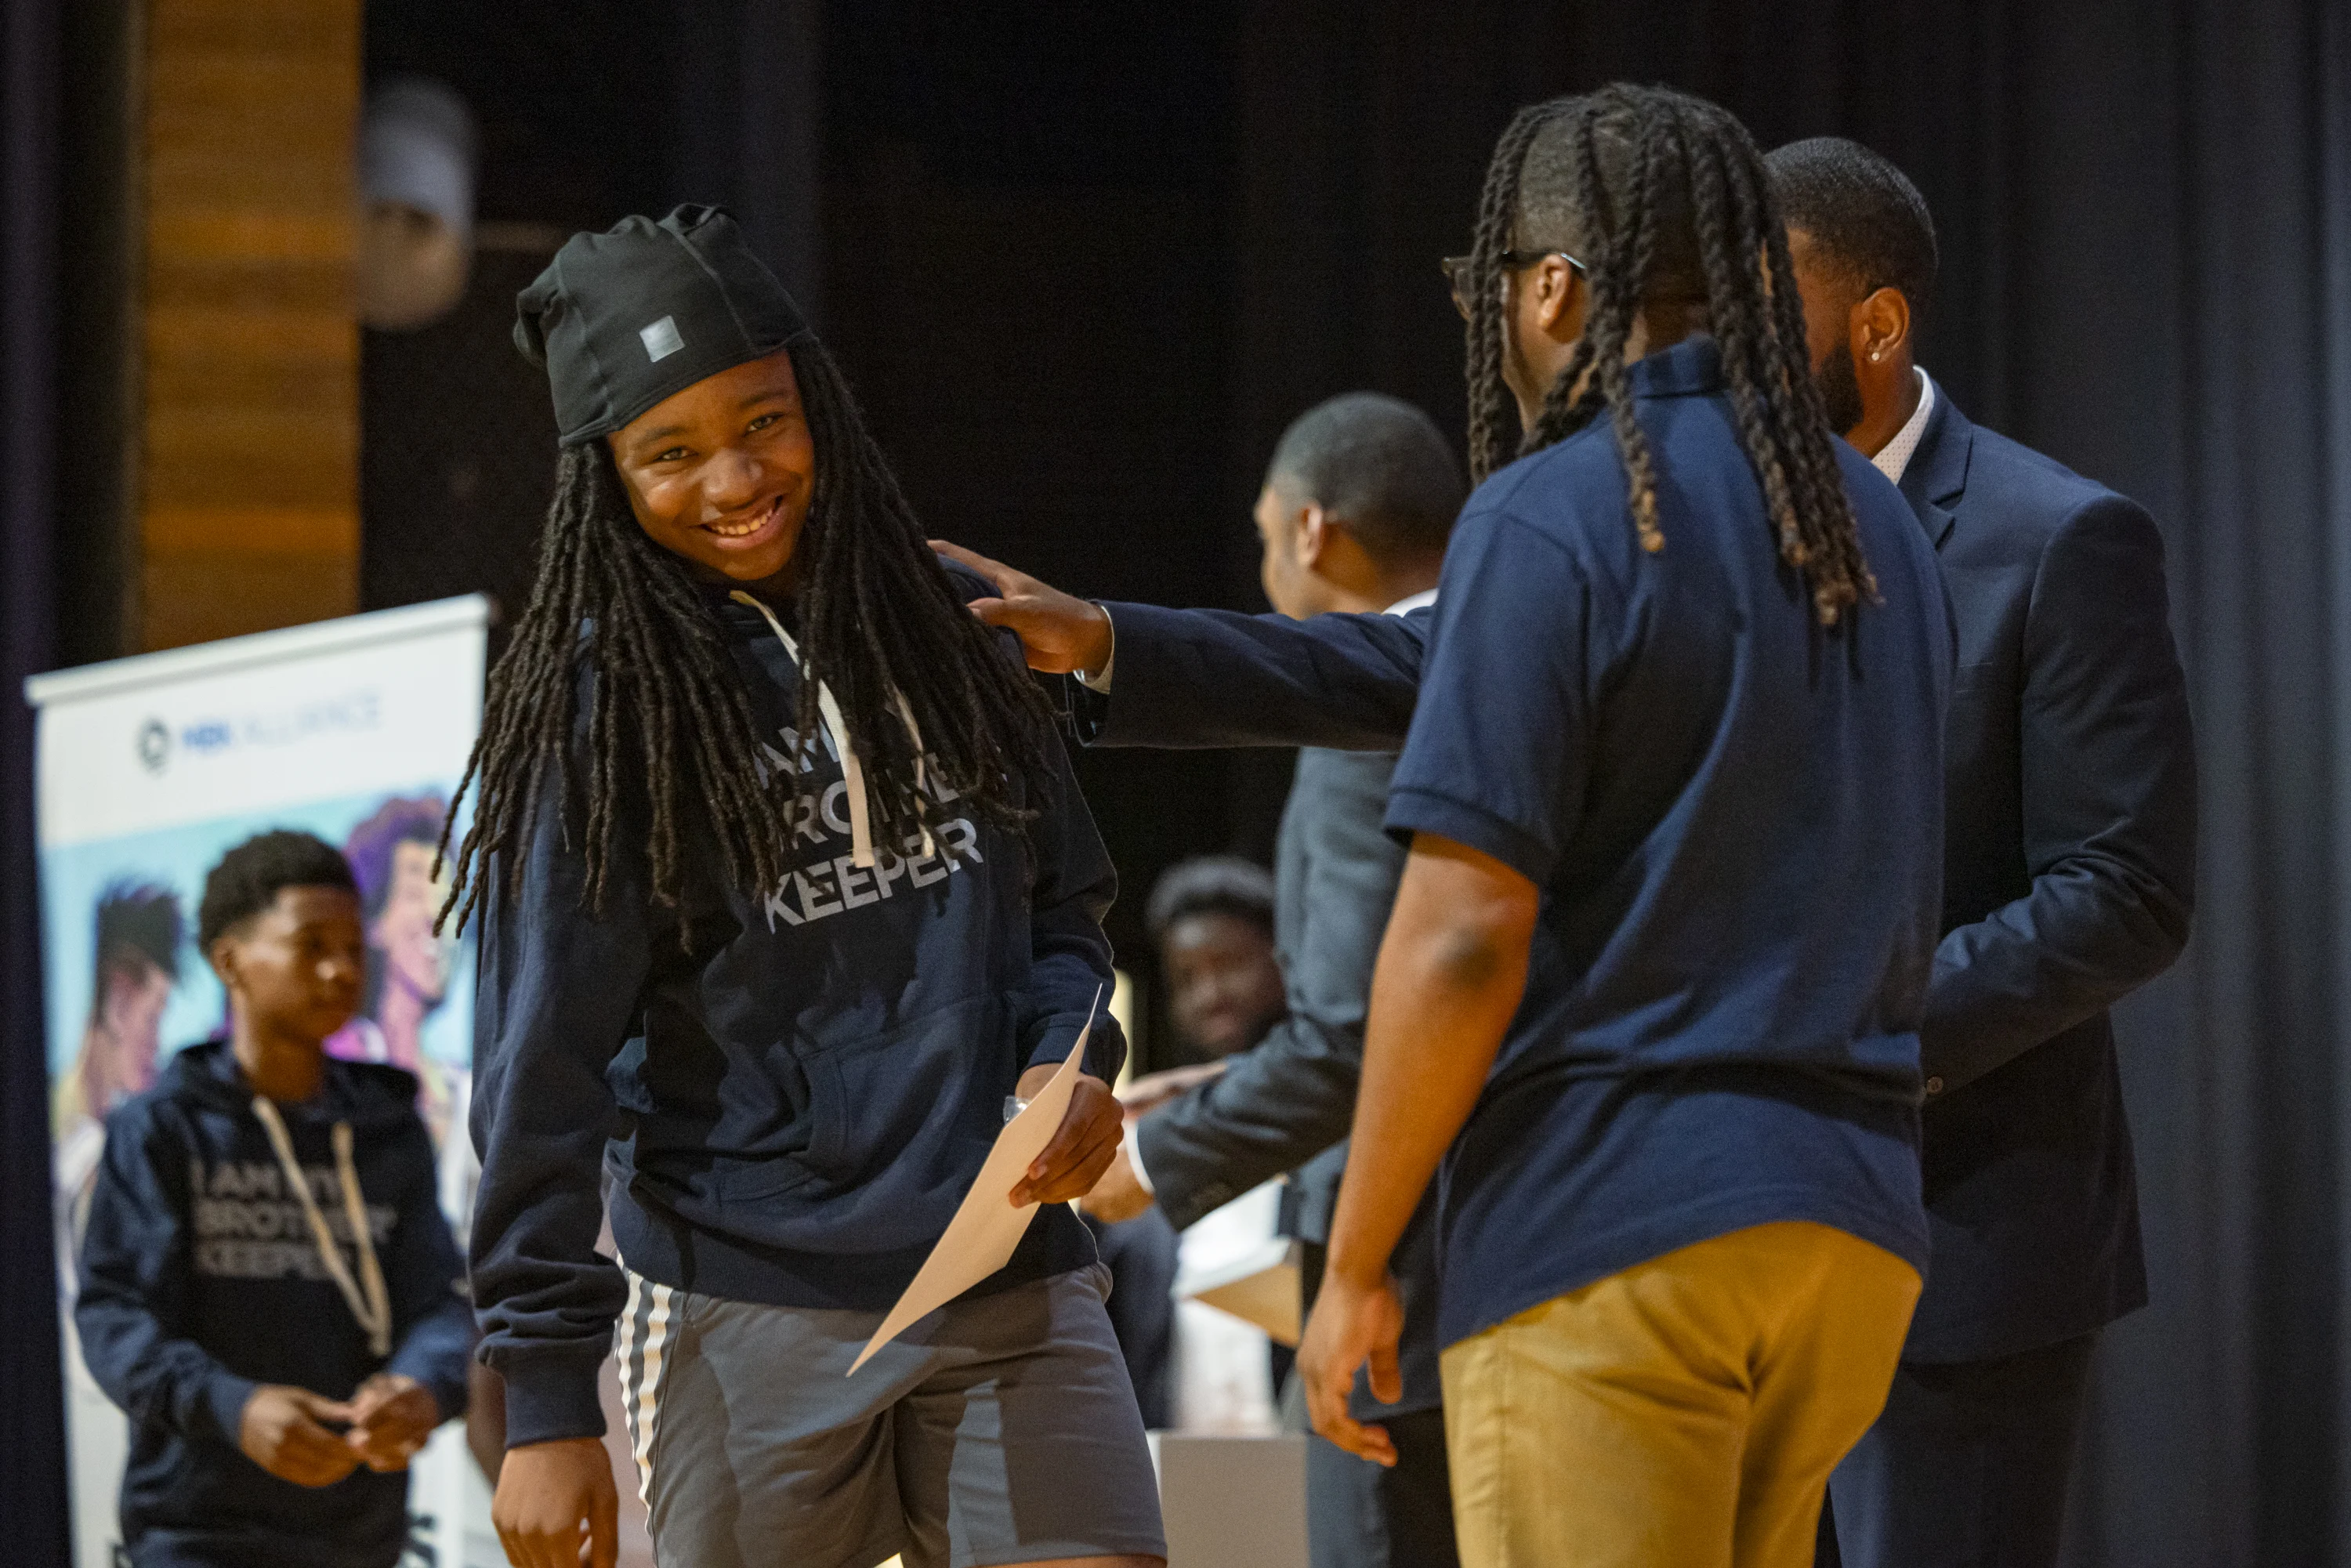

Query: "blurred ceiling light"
(358, 77), (476, 331)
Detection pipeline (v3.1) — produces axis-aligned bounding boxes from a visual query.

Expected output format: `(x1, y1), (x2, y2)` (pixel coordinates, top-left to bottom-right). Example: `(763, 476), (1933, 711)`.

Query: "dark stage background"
(7, 2), (2349, 1562)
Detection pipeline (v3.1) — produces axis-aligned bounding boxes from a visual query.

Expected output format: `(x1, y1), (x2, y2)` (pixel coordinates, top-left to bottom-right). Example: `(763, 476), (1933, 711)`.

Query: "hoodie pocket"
(799, 991), (1013, 1187)
(712, 1150), (824, 1203)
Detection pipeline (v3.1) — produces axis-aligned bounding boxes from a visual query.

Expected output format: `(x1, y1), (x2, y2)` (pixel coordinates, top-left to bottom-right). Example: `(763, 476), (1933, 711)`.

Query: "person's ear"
(1298, 502), (1330, 570)
(208, 933), (243, 998)
(1532, 254), (1581, 337)
(1853, 286), (1911, 368)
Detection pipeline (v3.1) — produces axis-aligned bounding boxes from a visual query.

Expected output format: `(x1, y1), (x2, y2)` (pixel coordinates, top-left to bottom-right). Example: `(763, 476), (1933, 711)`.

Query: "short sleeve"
(1384, 511), (1599, 885)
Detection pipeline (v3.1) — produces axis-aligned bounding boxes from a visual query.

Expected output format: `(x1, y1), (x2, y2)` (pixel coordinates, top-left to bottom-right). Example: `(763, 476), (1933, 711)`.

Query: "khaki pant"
(1440, 1221), (1921, 1568)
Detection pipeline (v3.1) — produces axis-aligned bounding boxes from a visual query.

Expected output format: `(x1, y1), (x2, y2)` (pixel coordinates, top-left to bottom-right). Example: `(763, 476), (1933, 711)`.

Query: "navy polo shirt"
(1387, 336), (1953, 1348)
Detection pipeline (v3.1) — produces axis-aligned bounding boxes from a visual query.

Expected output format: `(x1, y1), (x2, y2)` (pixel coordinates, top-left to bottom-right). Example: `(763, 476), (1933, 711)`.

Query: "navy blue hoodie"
(469, 566), (1128, 1447)
(75, 1040), (473, 1568)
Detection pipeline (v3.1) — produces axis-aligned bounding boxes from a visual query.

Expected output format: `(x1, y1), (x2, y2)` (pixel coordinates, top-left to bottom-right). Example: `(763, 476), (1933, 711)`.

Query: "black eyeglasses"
(1441, 249), (1587, 317)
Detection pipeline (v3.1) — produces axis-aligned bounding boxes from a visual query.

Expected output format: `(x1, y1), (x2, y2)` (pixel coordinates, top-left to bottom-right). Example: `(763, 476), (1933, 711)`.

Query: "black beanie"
(514, 205), (811, 446)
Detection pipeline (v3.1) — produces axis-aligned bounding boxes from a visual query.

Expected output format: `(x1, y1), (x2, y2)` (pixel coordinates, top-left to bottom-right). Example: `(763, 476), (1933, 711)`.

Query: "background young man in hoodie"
(75, 830), (472, 1568)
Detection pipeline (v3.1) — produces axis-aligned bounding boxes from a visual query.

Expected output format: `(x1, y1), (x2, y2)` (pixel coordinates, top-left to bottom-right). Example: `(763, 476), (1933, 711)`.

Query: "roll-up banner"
(27, 597), (497, 1568)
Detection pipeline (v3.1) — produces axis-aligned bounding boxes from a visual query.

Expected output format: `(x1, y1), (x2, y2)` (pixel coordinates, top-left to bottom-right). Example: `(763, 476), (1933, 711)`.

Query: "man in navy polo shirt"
(946, 85), (1954, 1567)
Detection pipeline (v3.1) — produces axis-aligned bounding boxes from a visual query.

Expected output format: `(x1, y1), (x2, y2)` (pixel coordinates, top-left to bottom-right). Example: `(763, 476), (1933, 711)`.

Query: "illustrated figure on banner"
(52, 882), (183, 1300)
(329, 795), (467, 1148)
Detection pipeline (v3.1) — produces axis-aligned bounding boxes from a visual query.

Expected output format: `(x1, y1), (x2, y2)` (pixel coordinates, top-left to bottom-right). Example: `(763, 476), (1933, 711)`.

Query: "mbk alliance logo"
(136, 719), (171, 775)
(134, 690), (382, 777)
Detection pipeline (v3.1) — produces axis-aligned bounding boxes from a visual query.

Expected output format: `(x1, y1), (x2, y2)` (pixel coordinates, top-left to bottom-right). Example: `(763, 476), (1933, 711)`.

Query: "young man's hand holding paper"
(851, 993), (1118, 1374)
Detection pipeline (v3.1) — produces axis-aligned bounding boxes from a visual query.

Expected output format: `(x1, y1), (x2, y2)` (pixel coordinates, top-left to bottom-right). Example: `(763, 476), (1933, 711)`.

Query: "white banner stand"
(27, 597), (494, 1568)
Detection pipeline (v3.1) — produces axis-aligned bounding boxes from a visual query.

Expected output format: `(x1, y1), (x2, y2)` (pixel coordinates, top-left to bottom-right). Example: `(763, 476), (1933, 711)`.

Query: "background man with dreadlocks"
(1769, 137), (2195, 1568)
(946, 83), (1954, 1566)
(456, 208), (1164, 1568)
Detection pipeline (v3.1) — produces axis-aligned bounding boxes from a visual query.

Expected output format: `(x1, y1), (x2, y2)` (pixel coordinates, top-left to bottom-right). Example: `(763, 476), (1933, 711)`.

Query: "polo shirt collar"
(1627, 335), (1723, 399)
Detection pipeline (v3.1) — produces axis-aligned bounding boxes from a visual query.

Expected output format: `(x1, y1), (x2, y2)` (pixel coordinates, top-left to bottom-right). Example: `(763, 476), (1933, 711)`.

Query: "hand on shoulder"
(930, 541), (1114, 676)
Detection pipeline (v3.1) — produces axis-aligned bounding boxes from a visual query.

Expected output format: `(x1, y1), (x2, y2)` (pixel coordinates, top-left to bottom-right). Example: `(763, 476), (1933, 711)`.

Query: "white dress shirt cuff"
(1122, 1117), (1155, 1194)
(1076, 607), (1115, 692)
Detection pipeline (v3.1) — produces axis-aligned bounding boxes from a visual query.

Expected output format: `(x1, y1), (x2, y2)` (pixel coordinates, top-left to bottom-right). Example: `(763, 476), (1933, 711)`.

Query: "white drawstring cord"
(892, 688), (938, 859)
(252, 1096), (392, 1359)
(729, 591), (935, 865)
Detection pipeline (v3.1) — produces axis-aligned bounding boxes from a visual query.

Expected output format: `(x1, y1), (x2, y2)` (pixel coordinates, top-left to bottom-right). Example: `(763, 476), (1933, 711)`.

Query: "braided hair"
(1461, 85), (1875, 625)
(437, 335), (1060, 931)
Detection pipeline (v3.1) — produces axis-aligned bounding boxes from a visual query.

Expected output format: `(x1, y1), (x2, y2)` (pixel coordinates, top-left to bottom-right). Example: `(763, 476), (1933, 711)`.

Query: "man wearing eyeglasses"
(941, 85), (1958, 1568)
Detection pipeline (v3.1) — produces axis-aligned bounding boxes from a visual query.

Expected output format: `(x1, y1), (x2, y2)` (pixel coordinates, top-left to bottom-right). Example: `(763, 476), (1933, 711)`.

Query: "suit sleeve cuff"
(497, 1349), (610, 1448)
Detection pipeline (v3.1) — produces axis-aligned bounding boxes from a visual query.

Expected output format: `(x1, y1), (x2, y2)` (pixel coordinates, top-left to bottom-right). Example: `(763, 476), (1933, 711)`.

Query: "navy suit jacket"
(1085, 390), (2193, 1364)
(1894, 390), (2193, 1360)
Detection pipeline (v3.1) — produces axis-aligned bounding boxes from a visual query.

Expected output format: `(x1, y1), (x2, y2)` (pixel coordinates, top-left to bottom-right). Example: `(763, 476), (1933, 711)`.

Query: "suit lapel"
(1915, 496), (1958, 551)
(1898, 390), (1972, 552)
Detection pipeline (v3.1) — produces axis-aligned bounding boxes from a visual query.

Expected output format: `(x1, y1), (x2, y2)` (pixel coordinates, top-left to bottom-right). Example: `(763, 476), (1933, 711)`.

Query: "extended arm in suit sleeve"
(1922, 495), (2197, 1093)
(1136, 754), (1407, 1230)
(1080, 603), (1427, 751)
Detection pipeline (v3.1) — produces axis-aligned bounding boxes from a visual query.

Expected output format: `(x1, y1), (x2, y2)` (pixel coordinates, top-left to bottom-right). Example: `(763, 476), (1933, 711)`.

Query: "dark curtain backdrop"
(1226, 2), (2350, 1563)
(1, 0), (71, 1557)
(5, 1), (2349, 1562)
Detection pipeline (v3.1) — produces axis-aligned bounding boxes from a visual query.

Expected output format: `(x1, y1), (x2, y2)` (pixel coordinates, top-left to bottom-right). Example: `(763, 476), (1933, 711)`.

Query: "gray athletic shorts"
(614, 1261), (1166, 1568)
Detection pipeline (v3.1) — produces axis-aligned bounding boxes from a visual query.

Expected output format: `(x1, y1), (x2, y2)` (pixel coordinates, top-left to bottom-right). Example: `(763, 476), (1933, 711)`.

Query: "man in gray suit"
(1083, 391), (1465, 1568)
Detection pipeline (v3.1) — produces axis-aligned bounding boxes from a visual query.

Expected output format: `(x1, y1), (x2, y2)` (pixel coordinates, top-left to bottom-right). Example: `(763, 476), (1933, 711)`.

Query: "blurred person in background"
(1146, 854), (1289, 1070)
(75, 831), (471, 1568)
(1769, 136), (2196, 1568)
(1132, 860), (1291, 1433)
(1085, 856), (1286, 1430)
(1085, 393), (1465, 1567)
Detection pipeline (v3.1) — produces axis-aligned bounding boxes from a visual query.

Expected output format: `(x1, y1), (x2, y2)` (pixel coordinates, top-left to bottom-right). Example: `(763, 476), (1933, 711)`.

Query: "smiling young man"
(452, 207), (1161, 1568)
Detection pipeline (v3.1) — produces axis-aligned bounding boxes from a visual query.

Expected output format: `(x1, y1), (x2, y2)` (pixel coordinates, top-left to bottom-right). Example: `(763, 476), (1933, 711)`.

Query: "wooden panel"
(138, 0), (360, 650)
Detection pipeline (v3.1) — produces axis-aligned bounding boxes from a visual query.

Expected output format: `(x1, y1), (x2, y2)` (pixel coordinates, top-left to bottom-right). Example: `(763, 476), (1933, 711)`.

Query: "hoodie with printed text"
(468, 565), (1129, 1447)
(76, 1040), (472, 1568)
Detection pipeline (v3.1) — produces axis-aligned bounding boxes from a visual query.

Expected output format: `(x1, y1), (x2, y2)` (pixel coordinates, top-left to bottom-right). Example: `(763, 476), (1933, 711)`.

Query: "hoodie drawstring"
(252, 1096), (392, 1359)
(730, 591), (936, 867)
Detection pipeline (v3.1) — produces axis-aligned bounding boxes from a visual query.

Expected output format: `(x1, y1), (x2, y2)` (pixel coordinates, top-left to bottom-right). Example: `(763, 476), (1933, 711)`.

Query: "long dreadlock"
(436, 335), (1060, 931)
(1462, 84), (1875, 625)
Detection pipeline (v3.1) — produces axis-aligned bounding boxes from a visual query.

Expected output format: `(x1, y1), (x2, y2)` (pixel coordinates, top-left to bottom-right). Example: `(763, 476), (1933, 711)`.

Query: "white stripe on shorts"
(614, 1270), (643, 1443)
(614, 1267), (675, 1508)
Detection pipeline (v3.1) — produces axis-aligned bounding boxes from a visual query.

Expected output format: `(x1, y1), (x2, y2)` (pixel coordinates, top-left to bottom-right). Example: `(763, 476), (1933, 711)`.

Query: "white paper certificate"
(849, 992), (1099, 1374)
